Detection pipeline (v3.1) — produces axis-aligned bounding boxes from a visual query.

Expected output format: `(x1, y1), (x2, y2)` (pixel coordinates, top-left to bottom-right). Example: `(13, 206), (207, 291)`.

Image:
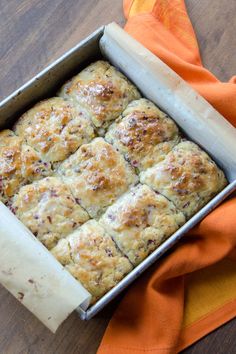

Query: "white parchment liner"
(0, 202), (91, 332)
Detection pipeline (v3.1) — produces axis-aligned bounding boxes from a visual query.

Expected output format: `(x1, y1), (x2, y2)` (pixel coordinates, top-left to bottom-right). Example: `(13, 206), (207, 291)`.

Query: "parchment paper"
(100, 23), (236, 182)
(0, 202), (91, 332)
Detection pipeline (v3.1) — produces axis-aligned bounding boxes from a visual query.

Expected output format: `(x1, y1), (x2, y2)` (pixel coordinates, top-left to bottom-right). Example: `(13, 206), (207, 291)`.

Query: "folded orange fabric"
(98, 1), (236, 353)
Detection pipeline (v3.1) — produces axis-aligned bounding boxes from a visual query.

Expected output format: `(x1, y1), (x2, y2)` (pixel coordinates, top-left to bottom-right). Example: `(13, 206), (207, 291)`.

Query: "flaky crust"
(0, 130), (52, 203)
(11, 177), (89, 249)
(100, 184), (185, 265)
(57, 138), (138, 218)
(58, 60), (140, 130)
(14, 97), (95, 165)
(140, 141), (227, 218)
(51, 220), (132, 303)
(105, 99), (180, 171)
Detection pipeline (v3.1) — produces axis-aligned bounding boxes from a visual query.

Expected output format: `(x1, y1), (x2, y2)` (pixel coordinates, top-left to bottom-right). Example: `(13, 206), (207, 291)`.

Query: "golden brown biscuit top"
(12, 177), (89, 249)
(52, 220), (125, 267)
(14, 97), (95, 164)
(118, 99), (178, 151)
(75, 140), (128, 190)
(0, 130), (51, 202)
(101, 184), (185, 235)
(20, 145), (51, 180)
(0, 130), (22, 175)
(105, 99), (179, 169)
(58, 137), (137, 193)
(158, 141), (225, 195)
(100, 184), (185, 265)
(59, 61), (140, 128)
(112, 192), (173, 228)
(116, 112), (168, 152)
(51, 220), (132, 302)
(0, 131), (23, 202)
(140, 141), (227, 217)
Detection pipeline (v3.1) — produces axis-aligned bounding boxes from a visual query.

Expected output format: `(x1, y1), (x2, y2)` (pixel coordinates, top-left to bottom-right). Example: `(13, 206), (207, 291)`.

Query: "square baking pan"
(1, 23), (236, 321)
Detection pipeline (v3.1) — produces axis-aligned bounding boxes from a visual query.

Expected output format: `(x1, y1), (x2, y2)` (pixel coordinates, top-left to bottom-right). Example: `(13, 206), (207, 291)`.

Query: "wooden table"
(0, 1), (235, 353)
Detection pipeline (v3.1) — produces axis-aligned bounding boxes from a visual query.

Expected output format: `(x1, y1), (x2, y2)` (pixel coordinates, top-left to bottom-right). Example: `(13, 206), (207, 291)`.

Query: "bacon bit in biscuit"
(18, 292), (24, 301)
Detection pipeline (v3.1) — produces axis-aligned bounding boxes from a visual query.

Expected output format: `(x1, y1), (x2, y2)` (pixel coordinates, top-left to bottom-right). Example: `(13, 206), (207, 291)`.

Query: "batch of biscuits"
(0, 60), (227, 304)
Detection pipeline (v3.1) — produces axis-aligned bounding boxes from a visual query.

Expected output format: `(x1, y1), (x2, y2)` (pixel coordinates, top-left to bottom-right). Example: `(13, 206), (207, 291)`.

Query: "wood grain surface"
(0, 1), (236, 353)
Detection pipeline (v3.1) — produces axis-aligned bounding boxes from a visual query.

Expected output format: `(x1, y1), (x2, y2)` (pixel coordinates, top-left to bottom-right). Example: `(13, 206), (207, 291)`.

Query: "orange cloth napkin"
(98, 1), (236, 353)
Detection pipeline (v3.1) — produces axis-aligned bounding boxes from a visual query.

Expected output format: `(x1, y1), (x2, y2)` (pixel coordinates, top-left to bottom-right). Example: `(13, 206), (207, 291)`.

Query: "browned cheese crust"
(58, 60), (140, 131)
(140, 141), (227, 218)
(0, 130), (52, 203)
(105, 98), (180, 170)
(14, 97), (95, 166)
(51, 220), (132, 303)
(57, 138), (138, 218)
(11, 177), (89, 249)
(100, 184), (185, 265)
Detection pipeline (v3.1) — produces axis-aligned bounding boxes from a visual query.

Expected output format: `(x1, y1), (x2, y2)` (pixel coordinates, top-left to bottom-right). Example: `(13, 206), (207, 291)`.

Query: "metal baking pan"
(1, 23), (236, 321)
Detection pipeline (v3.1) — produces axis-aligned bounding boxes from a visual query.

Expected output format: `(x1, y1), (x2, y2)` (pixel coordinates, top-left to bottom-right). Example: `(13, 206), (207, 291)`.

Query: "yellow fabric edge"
(178, 298), (236, 351)
(129, 0), (156, 17)
(183, 258), (236, 328)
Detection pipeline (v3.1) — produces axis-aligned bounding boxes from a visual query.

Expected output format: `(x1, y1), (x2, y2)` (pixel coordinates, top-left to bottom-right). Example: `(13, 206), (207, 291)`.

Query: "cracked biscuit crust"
(0, 130), (52, 203)
(51, 220), (132, 303)
(57, 138), (138, 218)
(11, 177), (89, 249)
(100, 184), (185, 266)
(140, 141), (227, 218)
(105, 99), (180, 171)
(14, 97), (95, 165)
(58, 60), (140, 130)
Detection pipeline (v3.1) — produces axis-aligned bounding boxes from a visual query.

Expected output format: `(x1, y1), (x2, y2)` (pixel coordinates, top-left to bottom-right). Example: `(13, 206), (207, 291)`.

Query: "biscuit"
(11, 177), (89, 249)
(0, 130), (51, 203)
(100, 184), (185, 265)
(14, 97), (95, 165)
(58, 60), (140, 131)
(105, 99), (180, 170)
(140, 141), (227, 218)
(57, 138), (138, 218)
(51, 220), (132, 303)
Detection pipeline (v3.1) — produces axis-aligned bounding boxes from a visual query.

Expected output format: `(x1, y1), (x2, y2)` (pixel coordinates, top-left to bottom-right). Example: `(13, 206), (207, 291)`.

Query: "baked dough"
(140, 140), (227, 218)
(11, 177), (89, 249)
(58, 60), (140, 131)
(57, 138), (138, 218)
(0, 130), (52, 203)
(51, 220), (132, 303)
(100, 184), (185, 265)
(14, 97), (95, 165)
(1, 56), (229, 306)
(105, 99), (180, 171)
